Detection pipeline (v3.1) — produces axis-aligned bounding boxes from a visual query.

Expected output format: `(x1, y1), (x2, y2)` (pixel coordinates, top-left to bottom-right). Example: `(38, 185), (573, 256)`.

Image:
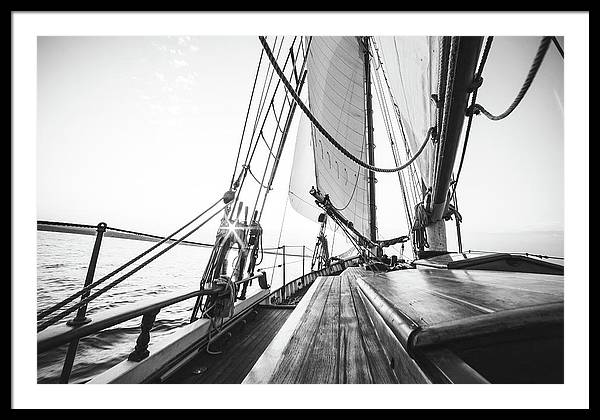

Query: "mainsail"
(288, 114), (322, 222)
(288, 36), (372, 240)
(374, 36), (440, 190)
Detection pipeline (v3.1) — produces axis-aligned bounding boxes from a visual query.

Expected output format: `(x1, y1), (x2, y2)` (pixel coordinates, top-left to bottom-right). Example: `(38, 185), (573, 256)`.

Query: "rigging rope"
(36, 196), (227, 322)
(467, 36), (552, 121)
(230, 48), (265, 189)
(269, 197), (289, 287)
(374, 37), (424, 191)
(330, 223), (338, 256)
(230, 36), (285, 213)
(330, 139), (366, 212)
(328, 213), (364, 262)
(256, 39), (310, 223)
(449, 36), (494, 203)
(37, 201), (229, 332)
(244, 164), (272, 190)
(451, 178), (463, 253)
(370, 44), (416, 243)
(372, 37), (423, 210)
(259, 36), (435, 174)
(243, 36), (289, 171)
(232, 36), (304, 225)
(551, 36), (564, 59)
(257, 258), (304, 271)
(412, 202), (430, 251)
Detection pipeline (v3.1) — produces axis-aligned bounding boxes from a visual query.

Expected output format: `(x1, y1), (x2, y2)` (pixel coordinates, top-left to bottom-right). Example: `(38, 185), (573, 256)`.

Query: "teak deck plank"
(270, 276), (334, 383)
(296, 276), (341, 383)
(348, 276), (398, 383)
(167, 307), (291, 384)
(338, 275), (373, 383)
(268, 274), (398, 384)
(215, 309), (290, 384)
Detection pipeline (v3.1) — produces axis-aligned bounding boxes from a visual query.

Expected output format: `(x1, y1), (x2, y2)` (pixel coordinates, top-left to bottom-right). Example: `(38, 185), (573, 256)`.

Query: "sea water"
(37, 230), (303, 383)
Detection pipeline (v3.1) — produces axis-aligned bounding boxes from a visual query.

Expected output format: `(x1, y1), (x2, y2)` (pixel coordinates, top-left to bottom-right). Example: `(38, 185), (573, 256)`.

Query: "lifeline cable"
(37, 196), (226, 321)
(37, 201), (229, 332)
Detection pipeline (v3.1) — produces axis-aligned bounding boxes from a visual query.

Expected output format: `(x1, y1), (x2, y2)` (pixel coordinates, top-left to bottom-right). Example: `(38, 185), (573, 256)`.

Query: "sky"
(37, 35), (565, 257)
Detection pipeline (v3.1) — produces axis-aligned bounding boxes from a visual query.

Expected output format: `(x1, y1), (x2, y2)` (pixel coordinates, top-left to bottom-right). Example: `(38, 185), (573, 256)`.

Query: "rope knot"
(465, 104), (481, 117)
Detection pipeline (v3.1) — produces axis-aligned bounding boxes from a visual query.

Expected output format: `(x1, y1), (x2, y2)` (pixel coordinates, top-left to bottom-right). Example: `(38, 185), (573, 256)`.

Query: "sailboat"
(37, 35), (564, 384)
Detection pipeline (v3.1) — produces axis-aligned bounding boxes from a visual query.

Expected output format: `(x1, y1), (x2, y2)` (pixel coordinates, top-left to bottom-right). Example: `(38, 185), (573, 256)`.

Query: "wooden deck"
(244, 265), (564, 384)
(358, 266), (563, 328)
(165, 306), (292, 384)
(244, 274), (399, 383)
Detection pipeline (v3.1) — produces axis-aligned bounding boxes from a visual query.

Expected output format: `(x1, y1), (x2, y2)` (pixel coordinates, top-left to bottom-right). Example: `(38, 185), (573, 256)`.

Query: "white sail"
(374, 36), (440, 189)
(288, 113), (322, 222)
(289, 36), (371, 239)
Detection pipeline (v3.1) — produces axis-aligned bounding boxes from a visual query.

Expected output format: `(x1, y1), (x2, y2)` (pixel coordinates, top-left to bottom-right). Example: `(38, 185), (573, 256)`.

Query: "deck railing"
(37, 220), (357, 383)
(38, 264), (353, 384)
(264, 257), (360, 306)
(38, 289), (216, 353)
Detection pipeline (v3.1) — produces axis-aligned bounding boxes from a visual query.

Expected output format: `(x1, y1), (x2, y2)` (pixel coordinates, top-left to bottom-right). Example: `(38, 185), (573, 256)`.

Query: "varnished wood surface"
(166, 307), (291, 384)
(351, 266), (563, 329)
(413, 252), (564, 275)
(244, 265), (564, 384)
(262, 275), (398, 384)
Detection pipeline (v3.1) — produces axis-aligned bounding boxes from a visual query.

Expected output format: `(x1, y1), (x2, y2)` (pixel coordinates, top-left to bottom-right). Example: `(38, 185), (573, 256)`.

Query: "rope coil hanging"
(259, 36), (435, 174)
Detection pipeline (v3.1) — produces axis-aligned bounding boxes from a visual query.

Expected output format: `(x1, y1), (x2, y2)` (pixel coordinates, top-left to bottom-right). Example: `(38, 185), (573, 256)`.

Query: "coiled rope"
(412, 202), (430, 251)
(467, 36), (552, 121)
(259, 36), (435, 174)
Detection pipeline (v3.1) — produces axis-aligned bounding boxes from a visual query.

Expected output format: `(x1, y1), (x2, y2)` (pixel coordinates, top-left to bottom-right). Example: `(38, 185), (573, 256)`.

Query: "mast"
(425, 37), (483, 255)
(362, 36), (377, 245)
